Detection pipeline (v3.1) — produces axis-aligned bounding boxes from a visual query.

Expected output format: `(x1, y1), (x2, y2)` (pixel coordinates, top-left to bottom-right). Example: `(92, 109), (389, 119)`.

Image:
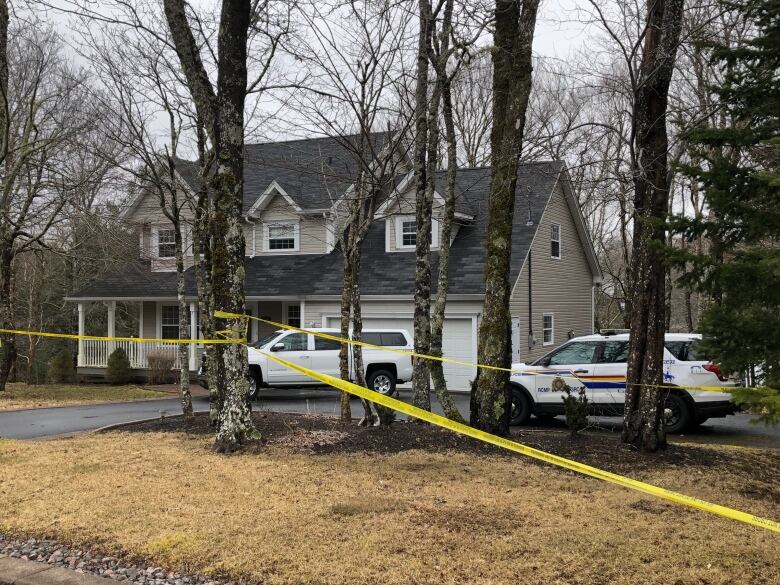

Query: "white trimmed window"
(542, 314), (554, 345)
(264, 222), (299, 252)
(161, 305), (180, 339)
(286, 304), (301, 327)
(550, 223), (561, 259)
(157, 228), (176, 259)
(394, 215), (439, 250)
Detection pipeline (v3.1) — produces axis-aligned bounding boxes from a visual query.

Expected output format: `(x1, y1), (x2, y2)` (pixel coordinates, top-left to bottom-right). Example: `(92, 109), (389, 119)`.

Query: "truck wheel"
(510, 387), (532, 425)
(367, 369), (396, 396)
(663, 393), (692, 434)
(247, 369), (261, 401)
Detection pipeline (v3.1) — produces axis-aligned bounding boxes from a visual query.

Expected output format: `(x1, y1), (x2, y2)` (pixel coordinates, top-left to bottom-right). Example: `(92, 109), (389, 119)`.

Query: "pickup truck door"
(310, 336), (343, 379)
(265, 332), (316, 384)
(534, 341), (600, 405)
(591, 340), (628, 414)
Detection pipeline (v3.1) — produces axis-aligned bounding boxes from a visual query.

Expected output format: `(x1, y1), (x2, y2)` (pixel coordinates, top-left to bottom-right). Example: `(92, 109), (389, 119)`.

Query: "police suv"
(509, 332), (739, 433)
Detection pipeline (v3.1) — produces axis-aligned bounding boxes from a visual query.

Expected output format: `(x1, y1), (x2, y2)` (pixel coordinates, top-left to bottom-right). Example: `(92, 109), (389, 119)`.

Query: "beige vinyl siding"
(383, 192), (444, 253)
(510, 182), (594, 363)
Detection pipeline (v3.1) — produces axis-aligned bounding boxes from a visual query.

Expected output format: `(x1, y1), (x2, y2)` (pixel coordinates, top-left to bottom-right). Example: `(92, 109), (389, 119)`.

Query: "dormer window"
(264, 222), (299, 252)
(394, 215), (438, 250)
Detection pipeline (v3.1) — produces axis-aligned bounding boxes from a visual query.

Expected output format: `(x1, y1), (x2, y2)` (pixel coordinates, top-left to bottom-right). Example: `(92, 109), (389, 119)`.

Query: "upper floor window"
(550, 223), (561, 259)
(157, 228), (176, 259)
(265, 222), (299, 252)
(394, 215), (438, 250)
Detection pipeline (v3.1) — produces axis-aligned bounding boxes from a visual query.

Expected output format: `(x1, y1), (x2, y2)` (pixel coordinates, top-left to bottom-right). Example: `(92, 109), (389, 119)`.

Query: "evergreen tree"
(674, 0), (780, 397)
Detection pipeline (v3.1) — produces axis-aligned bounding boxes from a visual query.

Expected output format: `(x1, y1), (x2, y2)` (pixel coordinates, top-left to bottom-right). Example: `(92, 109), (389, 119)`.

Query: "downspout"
(527, 249), (533, 349)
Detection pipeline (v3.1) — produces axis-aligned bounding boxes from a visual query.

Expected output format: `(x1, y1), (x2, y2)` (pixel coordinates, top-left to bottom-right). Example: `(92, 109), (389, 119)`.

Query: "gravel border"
(0, 536), (230, 585)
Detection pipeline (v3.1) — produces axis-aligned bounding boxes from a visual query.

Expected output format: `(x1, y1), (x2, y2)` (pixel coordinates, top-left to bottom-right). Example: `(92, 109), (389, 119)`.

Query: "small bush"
(106, 347), (131, 385)
(553, 376), (588, 434)
(147, 350), (176, 385)
(48, 349), (75, 383)
(731, 386), (780, 425)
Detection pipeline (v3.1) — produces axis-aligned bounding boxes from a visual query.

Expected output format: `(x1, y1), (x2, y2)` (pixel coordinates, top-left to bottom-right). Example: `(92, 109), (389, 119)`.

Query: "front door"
(310, 335), (343, 379)
(266, 332), (315, 384)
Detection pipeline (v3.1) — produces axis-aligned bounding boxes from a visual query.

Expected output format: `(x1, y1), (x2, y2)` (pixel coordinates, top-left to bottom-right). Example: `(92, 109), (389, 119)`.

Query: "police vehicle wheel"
(510, 387), (532, 425)
(663, 393), (691, 434)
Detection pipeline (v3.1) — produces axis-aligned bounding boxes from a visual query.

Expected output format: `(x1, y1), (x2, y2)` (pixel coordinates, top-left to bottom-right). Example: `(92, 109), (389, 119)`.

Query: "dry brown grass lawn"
(0, 431), (778, 585)
(0, 384), (169, 410)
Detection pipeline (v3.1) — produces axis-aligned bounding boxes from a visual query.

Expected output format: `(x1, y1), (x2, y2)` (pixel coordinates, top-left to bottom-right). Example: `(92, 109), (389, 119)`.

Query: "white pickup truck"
(199, 328), (414, 400)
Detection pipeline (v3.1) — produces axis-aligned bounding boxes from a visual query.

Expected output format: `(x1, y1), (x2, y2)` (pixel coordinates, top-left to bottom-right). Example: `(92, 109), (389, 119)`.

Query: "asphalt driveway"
(0, 389), (777, 448)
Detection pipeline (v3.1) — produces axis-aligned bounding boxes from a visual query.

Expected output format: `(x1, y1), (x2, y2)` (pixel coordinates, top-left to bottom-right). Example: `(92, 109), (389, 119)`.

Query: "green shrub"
(553, 376), (588, 435)
(48, 349), (75, 383)
(731, 386), (780, 426)
(147, 349), (176, 385)
(106, 347), (131, 385)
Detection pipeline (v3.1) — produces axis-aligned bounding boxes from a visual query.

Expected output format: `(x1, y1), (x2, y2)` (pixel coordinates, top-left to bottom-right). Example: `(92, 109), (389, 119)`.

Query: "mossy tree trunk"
(471, 0), (540, 435)
(164, 0), (257, 451)
(622, 0), (684, 453)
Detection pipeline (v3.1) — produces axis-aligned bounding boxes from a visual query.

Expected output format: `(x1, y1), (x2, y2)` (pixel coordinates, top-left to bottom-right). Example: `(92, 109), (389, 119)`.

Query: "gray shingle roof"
(71, 161), (565, 299)
(177, 133), (388, 213)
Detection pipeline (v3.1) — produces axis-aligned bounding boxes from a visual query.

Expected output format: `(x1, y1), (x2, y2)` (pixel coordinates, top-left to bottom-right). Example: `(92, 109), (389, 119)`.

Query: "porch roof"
(68, 161), (571, 301)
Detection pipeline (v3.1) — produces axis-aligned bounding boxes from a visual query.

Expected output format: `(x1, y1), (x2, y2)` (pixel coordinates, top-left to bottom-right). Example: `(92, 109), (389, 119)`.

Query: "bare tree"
(471, 0), (540, 434)
(0, 10), (105, 391)
(286, 0), (412, 423)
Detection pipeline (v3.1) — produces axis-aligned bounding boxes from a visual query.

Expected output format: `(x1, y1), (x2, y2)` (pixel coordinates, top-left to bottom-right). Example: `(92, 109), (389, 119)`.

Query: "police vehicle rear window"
(362, 332), (408, 346)
(665, 340), (708, 361)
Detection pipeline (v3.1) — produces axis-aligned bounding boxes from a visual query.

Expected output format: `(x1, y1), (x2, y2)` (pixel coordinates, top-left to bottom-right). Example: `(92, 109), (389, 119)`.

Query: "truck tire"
(663, 393), (692, 434)
(510, 386), (532, 425)
(367, 369), (396, 396)
(248, 368), (261, 401)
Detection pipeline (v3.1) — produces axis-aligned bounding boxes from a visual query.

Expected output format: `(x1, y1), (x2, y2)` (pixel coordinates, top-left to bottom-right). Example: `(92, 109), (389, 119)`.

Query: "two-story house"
(67, 135), (601, 390)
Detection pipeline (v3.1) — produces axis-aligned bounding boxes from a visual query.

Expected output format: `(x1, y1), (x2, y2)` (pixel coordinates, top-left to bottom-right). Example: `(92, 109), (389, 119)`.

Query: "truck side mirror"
(271, 343), (285, 352)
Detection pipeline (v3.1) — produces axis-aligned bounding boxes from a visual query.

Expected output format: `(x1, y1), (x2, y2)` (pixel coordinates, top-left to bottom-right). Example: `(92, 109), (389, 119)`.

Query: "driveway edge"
(0, 556), (108, 585)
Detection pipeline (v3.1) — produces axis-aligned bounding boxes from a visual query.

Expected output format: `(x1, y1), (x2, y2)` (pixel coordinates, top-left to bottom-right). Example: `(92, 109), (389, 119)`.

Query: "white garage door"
(327, 315), (476, 391)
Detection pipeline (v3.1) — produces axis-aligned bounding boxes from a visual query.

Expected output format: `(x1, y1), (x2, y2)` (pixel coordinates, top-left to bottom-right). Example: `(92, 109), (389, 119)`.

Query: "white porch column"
(106, 300), (116, 357)
(188, 302), (197, 371)
(77, 302), (85, 367)
(138, 302), (144, 338)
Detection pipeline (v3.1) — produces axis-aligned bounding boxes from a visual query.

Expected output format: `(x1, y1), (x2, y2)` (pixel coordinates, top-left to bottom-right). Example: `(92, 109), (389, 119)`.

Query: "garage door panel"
(327, 316), (476, 391)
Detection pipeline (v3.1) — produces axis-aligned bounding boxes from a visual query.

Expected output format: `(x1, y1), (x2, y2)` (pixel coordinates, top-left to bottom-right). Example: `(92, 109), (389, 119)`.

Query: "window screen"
(268, 224), (296, 250)
(401, 220), (416, 247)
(157, 229), (176, 258)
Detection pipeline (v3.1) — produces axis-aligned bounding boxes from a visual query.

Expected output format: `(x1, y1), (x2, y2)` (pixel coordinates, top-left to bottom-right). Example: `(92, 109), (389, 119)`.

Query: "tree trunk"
(411, 0), (433, 411)
(0, 247), (16, 392)
(349, 248), (375, 425)
(429, 62), (465, 423)
(471, 0), (540, 435)
(622, 0), (684, 453)
(174, 222), (193, 419)
(165, 0), (256, 450)
(338, 250), (354, 421)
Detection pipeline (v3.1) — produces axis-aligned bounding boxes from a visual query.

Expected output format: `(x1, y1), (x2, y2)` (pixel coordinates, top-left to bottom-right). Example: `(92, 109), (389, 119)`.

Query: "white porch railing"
(81, 339), (185, 369)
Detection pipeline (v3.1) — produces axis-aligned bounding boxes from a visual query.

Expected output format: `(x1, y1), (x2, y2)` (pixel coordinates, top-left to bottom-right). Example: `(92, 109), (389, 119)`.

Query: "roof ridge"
(245, 131), (388, 148)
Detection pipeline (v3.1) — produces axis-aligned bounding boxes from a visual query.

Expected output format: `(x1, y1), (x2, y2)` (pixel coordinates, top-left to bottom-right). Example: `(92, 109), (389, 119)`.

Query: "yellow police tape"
(0, 328), (243, 345)
(260, 349), (780, 535)
(214, 310), (738, 394)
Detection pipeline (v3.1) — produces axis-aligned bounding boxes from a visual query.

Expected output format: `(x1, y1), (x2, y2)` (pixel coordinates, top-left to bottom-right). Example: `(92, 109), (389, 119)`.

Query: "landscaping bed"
(0, 384), (170, 410)
(1, 412), (778, 585)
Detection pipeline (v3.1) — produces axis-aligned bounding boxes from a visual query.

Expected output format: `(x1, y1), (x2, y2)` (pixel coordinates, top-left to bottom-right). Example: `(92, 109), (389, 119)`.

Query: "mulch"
(114, 410), (780, 485)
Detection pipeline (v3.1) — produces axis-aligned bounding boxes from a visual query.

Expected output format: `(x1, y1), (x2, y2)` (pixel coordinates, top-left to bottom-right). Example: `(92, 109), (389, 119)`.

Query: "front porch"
(73, 299), (307, 377)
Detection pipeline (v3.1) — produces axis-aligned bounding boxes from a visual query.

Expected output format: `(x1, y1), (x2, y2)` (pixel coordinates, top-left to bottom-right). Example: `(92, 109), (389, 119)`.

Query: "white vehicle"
(509, 332), (739, 433)
(199, 328), (413, 400)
